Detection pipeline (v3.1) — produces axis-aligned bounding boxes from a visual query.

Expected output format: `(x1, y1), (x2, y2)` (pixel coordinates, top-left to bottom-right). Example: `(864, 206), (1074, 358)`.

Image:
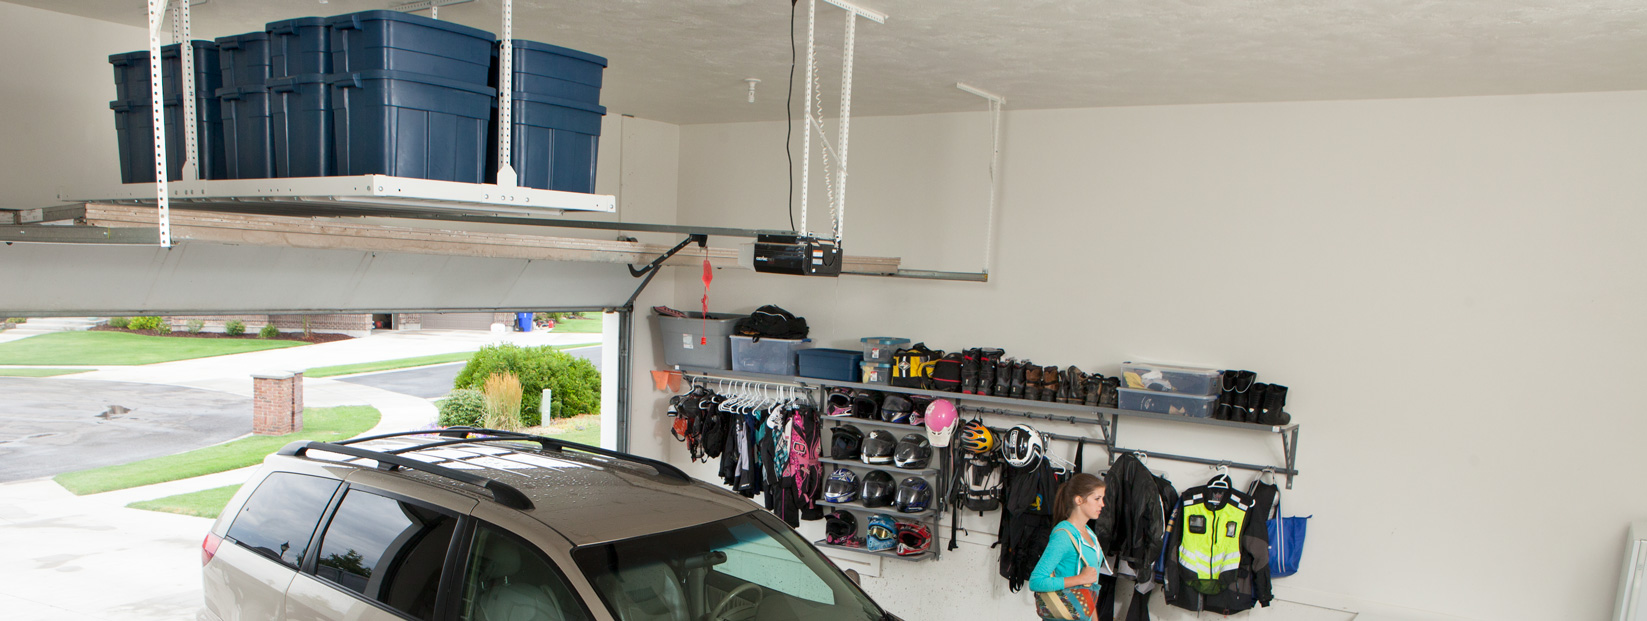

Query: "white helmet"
(1001, 424), (1045, 469)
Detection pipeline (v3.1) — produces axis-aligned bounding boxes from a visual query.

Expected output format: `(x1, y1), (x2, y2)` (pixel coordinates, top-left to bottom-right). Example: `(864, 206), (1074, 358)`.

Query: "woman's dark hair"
(1053, 472), (1106, 520)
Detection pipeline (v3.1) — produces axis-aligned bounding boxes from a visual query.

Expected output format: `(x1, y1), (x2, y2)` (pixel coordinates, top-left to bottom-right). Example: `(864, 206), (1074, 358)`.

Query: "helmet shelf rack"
(819, 456), (939, 478)
(677, 365), (1301, 490)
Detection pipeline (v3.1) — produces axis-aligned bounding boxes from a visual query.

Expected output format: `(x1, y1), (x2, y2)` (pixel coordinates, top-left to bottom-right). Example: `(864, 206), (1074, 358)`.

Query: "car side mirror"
(844, 569), (860, 585)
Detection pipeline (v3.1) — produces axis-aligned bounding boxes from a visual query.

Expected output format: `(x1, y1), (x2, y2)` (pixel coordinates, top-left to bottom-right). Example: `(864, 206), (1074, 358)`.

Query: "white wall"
(0, 2), (143, 207)
(624, 91), (1647, 621)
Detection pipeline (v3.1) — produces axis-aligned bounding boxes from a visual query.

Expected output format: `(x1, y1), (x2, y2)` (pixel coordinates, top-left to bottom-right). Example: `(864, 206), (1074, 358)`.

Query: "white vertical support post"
(148, 0), (171, 247)
(799, 0), (817, 238)
(176, 0), (198, 182)
(833, 14), (857, 245)
(495, 0), (517, 188)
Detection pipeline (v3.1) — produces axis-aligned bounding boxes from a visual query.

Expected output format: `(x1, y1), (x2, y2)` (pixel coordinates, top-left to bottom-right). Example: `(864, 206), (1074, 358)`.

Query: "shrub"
(437, 389), (487, 428)
(155, 320), (172, 334)
(5, 317), (27, 324)
(453, 344), (600, 425)
(258, 324), (280, 339)
(107, 317), (129, 329)
(128, 316), (164, 331)
(186, 319), (205, 334)
(482, 372), (524, 431)
(225, 320), (246, 336)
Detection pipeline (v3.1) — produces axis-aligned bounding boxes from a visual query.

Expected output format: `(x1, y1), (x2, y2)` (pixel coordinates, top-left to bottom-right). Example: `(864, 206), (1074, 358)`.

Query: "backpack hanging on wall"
(891, 343), (942, 389)
(734, 305), (809, 341)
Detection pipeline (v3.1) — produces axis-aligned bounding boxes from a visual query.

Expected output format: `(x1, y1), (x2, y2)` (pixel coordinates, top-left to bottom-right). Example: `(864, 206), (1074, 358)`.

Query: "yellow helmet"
(958, 420), (996, 455)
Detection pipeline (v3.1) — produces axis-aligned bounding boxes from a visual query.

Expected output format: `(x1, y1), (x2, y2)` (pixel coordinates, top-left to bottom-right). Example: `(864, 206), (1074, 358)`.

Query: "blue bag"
(1267, 505), (1310, 577)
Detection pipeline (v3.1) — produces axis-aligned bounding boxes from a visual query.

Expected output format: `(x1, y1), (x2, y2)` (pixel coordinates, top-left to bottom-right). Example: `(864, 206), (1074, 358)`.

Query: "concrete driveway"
(0, 378), (250, 482)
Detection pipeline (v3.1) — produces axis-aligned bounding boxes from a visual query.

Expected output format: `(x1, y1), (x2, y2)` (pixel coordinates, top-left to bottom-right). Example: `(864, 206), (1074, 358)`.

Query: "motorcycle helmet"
(824, 510), (859, 546)
(830, 425), (864, 460)
(895, 522), (932, 557)
(880, 395), (913, 424)
(865, 514), (897, 551)
(824, 468), (859, 503)
(860, 470), (896, 508)
(908, 396), (933, 426)
(893, 434), (932, 470)
(825, 390), (853, 417)
(1001, 424), (1045, 468)
(861, 430), (896, 465)
(850, 390), (882, 419)
(894, 477), (932, 513)
(924, 399), (960, 447)
(958, 420), (997, 456)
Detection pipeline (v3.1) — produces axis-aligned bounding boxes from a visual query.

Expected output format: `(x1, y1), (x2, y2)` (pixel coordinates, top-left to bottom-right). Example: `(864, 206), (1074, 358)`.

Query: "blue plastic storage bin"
(110, 95), (227, 183)
(797, 349), (864, 382)
(494, 40), (606, 105)
(218, 85), (273, 179)
(490, 91), (604, 192)
(267, 17), (331, 78)
(216, 32), (271, 88)
(268, 74), (333, 178)
(326, 11), (495, 85)
(328, 70), (494, 183)
(109, 41), (220, 102)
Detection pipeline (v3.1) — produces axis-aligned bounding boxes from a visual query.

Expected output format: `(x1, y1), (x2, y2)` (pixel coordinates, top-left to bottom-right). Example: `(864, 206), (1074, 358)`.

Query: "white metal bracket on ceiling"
(799, 0), (884, 247)
(956, 82), (1005, 275)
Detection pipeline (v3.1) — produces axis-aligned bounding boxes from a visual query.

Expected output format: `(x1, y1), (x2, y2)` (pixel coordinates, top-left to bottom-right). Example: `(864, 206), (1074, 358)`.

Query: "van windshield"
(571, 512), (885, 621)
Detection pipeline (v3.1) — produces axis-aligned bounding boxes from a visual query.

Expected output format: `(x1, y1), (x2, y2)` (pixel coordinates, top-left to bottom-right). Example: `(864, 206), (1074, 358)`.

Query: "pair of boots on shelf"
(1217, 370), (1290, 425)
(957, 349), (1121, 407)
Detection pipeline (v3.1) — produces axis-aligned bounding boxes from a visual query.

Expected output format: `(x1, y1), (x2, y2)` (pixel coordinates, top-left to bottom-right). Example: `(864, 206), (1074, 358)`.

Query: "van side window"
(313, 489), (456, 621)
(225, 472), (340, 568)
(459, 524), (592, 621)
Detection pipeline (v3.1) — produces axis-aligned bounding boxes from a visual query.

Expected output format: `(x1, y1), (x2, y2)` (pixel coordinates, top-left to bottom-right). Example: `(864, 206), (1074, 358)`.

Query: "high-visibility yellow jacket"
(1164, 475), (1264, 614)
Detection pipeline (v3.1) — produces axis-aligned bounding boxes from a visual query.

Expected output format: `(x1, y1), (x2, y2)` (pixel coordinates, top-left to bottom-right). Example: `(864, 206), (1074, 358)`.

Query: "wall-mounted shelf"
(813, 539), (932, 562)
(818, 457), (938, 477)
(679, 365), (1302, 488)
(818, 499), (934, 517)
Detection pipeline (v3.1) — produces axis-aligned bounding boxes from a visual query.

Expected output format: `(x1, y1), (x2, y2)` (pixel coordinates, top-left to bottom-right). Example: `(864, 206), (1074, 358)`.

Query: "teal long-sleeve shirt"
(1029, 521), (1104, 593)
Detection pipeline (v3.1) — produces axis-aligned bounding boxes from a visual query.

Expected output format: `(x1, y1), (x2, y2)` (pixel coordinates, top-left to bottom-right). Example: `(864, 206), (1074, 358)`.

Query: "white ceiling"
(17, 0), (1647, 124)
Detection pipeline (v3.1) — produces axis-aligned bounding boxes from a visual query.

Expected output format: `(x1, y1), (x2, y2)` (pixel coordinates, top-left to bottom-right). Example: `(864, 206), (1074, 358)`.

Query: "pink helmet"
(924, 399), (960, 447)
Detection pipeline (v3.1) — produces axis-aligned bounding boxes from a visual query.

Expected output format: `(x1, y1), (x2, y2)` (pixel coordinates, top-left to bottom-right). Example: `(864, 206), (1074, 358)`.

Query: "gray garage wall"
(631, 91), (1647, 620)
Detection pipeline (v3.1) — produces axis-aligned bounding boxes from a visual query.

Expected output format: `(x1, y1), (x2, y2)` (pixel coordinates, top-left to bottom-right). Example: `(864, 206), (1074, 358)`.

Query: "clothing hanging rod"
(1109, 446), (1297, 477)
(683, 371), (815, 390)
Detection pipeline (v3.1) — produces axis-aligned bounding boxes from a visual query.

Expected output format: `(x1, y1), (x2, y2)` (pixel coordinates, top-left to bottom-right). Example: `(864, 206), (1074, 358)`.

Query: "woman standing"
(1029, 472), (1107, 620)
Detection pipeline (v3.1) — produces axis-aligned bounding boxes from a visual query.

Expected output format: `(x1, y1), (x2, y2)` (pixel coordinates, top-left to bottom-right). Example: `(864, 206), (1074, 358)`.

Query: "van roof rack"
(333, 427), (692, 483)
(278, 440), (534, 511)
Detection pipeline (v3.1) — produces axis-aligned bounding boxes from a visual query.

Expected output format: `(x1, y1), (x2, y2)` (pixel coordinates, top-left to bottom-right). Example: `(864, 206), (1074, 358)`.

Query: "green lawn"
(0, 331), (304, 365)
(127, 484), (241, 519)
(54, 405), (380, 495)
(0, 368), (92, 377)
(305, 352), (477, 378)
(550, 317), (604, 333)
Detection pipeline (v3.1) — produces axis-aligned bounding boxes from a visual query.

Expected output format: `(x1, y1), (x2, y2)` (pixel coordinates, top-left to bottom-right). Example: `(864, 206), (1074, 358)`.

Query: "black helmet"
(831, 425), (864, 460)
(894, 434), (932, 469)
(851, 390), (883, 419)
(880, 395), (913, 423)
(860, 470), (896, 507)
(824, 468), (859, 504)
(861, 430), (896, 465)
(825, 510), (858, 546)
(895, 477), (933, 513)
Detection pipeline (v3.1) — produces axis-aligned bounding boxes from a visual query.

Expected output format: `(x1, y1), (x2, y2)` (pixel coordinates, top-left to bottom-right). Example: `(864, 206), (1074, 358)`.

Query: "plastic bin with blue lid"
(860, 337), (909, 364)
(797, 349), (864, 382)
(1117, 387), (1218, 418)
(216, 32), (271, 88)
(268, 74), (333, 178)
(267, 17), (331, 78)
(218, 84), (274, 179)
(327, 11), (495, 85)
(731, 335), (813, 376)
(494, 40), (606, 105)
(860, 362), (891, 385)
(110, 41), (220, 102)
(327, 70), (495, 183)
(110, 95), (227, 182)
(489, 91), (604, 192)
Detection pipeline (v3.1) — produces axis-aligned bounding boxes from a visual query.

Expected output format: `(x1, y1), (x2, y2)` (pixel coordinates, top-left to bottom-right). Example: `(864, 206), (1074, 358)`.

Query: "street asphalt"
(335, 345), (603, 399)
(0, 377), (250, 482)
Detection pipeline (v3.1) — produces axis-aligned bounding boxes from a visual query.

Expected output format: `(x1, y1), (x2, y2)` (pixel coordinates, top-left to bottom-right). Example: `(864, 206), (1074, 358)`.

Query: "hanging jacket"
(1091, 454), (1167, 580)
(1163, 474), (1262, 613)
(995, 461), (1058, 592)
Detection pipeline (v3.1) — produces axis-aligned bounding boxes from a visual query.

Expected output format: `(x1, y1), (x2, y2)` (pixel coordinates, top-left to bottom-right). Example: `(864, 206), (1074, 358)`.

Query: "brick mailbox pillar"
(253, 371), (304, 435)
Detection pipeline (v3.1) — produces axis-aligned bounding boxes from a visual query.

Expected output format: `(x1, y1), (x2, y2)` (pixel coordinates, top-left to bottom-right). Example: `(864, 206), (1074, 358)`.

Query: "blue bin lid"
(326, 69), (499, 97)
(215, 31), (269, 46)
(266, 16), (327, 33)
(325, 10), (496, 42)
(509, 90), (606, 115)
(501, 39), (608, 68)
(216, 84), (269, 98)
(109, 40), (217, 65)
(268, 73), (327, 87)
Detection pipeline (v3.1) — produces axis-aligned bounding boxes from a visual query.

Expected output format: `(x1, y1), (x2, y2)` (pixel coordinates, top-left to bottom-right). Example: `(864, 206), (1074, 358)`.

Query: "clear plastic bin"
(860, 362), (891, 384)
(860, 337), (910, 364)
(1118, 387), (1217, 418)
(730, 336), (812, 375)
(1121, 361), (1222, 396)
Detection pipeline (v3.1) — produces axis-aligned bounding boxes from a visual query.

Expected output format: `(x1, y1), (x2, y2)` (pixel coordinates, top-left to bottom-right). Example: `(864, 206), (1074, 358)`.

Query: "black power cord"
(785, 0), (798, 232)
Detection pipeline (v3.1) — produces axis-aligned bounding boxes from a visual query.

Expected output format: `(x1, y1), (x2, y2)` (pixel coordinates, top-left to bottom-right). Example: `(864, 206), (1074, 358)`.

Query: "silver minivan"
(200, 428), (899, 621)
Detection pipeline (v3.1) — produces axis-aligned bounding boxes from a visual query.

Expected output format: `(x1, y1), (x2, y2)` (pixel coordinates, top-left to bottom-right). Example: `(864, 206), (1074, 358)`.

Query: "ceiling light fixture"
(745, 78), (761, 104)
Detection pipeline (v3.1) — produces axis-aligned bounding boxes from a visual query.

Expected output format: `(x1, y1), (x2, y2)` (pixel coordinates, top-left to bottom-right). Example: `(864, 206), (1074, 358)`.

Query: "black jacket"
(1092, 453), (1167, 579)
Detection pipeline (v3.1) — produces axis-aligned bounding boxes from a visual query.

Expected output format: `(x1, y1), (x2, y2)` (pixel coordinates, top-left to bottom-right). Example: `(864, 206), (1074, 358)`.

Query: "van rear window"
(225, 472), (340, 568)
